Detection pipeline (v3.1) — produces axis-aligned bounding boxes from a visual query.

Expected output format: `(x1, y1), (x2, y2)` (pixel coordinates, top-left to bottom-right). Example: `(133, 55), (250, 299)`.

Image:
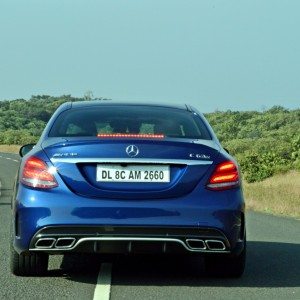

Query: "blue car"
(11, 102), (246, 277)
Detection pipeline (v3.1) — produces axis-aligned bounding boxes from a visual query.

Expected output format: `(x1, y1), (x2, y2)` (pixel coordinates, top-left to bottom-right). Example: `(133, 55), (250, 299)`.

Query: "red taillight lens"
(21, 157), (58, 189)
(206, 161), (239, 191)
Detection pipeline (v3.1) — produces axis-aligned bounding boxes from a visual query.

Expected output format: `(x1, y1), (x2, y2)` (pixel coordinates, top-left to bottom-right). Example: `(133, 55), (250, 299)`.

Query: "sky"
(0, 0), (299, 112)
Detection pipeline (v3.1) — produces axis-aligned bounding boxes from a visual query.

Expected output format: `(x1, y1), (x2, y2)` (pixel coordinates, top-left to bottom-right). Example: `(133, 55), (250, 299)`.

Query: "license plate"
(96, 164), (170, 183)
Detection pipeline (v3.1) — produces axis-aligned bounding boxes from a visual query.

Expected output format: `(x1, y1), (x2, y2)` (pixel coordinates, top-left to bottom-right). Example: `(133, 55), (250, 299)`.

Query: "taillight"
(206, 161), (239, 191)
(21, 156), (58, 189)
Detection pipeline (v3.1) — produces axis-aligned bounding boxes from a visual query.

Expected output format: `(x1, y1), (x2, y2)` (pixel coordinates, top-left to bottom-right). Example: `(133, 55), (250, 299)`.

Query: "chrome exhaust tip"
(55, 237), (76, 249)
(205, 240), (226, 251)
(186, 239), (206, 250)
(35, 238), (56, 249)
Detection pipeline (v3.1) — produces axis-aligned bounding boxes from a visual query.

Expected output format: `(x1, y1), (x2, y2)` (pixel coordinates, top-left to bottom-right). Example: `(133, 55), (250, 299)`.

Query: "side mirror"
(19, 144), (35, 157)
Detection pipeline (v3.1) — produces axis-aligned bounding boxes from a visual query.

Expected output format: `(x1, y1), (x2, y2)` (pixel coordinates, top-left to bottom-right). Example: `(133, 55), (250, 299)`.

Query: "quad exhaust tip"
(186, 239), (206, 250)
(55, 237), (76, 249)
(205, 239), (226, 250)
(35, 238), (56, 249)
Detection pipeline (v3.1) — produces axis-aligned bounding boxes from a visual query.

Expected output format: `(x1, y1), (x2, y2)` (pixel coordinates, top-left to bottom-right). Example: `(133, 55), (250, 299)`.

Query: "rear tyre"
(205, 240), (246, 278)
(10, 233), (48, 276)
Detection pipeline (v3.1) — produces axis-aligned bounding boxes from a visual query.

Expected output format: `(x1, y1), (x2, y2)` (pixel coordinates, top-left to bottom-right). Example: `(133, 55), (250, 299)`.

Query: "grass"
(244, 170), (300, 219)
(0, 144), (20, 154)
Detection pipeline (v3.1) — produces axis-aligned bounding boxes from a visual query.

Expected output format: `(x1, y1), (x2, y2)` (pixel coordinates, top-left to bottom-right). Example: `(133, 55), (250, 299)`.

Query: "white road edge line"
(93, 263), (112, 300)
(0, 156), (19, 163)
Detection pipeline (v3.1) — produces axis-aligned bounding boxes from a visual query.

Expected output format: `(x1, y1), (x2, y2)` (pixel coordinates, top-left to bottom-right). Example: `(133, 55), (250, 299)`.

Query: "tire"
(205, 240), (246, 278)
(10, 232), (49, 276)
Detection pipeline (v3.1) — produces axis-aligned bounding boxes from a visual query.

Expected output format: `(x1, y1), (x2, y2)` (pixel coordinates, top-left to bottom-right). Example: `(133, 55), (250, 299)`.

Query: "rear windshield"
(48, 105), (212, 140)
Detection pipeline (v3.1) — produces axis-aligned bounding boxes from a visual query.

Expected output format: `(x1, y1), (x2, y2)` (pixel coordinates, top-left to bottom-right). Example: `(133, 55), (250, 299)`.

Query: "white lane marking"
(0, 181), (2, 197)
(93, 263), (112, 300)
(0, 156), (19, 163)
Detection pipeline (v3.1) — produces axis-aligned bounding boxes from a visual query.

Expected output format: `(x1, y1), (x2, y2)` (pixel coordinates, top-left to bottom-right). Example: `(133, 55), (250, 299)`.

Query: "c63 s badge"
(53, 153), (78, 158)
(189, 153), (211, 159)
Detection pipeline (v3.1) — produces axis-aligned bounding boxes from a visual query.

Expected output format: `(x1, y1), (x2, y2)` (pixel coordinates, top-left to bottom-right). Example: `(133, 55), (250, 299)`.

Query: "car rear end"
(11, 102), (246, 277)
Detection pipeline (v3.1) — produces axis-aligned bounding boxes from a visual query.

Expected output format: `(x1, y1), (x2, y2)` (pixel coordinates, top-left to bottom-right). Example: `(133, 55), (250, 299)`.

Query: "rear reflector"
(97, 133), (165, 139)
(206, 161), (239, 191)
(21, 156), (58, 189)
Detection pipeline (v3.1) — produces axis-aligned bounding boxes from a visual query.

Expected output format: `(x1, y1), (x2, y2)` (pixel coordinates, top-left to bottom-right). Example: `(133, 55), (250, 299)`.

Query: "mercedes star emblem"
(126, 145), (139, 157)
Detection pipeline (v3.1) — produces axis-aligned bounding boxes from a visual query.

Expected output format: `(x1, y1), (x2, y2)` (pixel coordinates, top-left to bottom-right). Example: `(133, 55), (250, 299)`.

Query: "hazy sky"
(0, 0), (299, 112)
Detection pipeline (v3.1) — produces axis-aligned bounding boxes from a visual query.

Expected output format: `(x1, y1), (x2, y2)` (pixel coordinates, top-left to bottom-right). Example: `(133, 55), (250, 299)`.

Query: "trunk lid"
(42, 137), (220, 199)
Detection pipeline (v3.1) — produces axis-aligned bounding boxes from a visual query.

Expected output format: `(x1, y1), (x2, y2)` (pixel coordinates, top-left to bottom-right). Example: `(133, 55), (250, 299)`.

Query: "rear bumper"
(28, 225), (236, 255)
(13, 185), (245, 255)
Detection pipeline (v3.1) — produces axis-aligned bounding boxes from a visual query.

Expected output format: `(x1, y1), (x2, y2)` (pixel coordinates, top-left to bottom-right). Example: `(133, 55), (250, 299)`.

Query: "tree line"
(0, 95), (299, 182)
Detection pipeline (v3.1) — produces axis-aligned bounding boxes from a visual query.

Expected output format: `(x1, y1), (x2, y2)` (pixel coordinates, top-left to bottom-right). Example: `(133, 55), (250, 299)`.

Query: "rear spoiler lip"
(41, 137), (220, 150)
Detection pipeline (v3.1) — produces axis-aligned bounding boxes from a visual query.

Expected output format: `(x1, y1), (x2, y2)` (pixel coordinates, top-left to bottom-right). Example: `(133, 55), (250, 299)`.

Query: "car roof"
(69, 100), (190, 111)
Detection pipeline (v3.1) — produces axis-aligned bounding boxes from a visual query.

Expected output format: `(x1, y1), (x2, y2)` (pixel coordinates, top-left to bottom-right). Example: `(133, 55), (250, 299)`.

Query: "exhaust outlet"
(205, 240), (226, 250)
(186, 239), (206, 250)
(55, 237), (76, 248)
(35, 238), (56, 249)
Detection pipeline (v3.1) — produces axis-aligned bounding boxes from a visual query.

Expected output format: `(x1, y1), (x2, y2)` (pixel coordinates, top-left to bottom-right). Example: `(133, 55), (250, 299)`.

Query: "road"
(0, 152), (299, 300)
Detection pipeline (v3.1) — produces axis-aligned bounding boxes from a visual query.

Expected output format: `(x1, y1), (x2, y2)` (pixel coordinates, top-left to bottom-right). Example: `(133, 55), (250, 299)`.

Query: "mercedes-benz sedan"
(11, 102), (246, 277)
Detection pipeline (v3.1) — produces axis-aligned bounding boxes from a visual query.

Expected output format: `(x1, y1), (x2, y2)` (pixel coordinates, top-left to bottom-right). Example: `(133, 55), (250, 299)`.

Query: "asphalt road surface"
(0, 152), (299, 300)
